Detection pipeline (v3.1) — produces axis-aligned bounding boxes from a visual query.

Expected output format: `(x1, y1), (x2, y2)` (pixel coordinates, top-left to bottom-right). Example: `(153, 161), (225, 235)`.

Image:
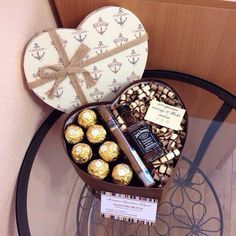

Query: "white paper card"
(101, 191), (158, 224)
(144, 100), (186, 130)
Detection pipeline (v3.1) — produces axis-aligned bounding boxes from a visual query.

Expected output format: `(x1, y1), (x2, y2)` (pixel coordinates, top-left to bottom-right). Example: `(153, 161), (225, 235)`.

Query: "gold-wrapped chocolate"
(71, 143), (92, 164)
(86, 125), (107, 144)
(99, 141), (119, 162)
(78, 109), (97, 128)
(64, 124), (84, 144)
(87, 159), (109, 180)
(112, 164), (133, 185)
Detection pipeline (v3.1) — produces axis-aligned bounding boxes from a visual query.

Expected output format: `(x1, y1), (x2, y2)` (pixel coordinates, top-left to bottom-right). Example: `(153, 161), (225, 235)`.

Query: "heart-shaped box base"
(63, 79), (188, 200)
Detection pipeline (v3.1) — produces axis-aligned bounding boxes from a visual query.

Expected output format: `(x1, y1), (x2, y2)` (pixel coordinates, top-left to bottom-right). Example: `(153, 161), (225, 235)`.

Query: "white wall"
(0, 1), (56, 235)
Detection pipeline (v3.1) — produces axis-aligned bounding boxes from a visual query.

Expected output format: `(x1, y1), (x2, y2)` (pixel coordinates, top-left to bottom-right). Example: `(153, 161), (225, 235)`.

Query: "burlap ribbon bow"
(27, 29), (148, 105)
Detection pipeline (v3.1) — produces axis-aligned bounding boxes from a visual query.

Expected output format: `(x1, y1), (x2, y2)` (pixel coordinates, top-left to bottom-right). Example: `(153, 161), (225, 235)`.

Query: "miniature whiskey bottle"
(117, 105), (165, 163)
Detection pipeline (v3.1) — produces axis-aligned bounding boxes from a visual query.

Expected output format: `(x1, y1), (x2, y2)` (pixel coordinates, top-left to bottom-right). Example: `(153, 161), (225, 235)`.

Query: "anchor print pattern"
(32, 72), (38, 79)
(90, 66), (103, 81)
(109, 79), (121, 93)
(29, 43), (45, 61)
(24, 7), (147, 112)
(53, 87), (64, 99)
(73, 27), (87, 43)
(108, 58), (122, 74)
(71, 95), (81, 109)
(127, 49), (140, 65)
(126, 71), (140, 83)
(113, 7), (128, 26)
(113, 33), (128, 46)
(93, 41), (108, 55)
(89, 87), (104, 102)
(58, 58), (63, 65)
(133, 24), (145, 38)
(93, 17), (109, 35)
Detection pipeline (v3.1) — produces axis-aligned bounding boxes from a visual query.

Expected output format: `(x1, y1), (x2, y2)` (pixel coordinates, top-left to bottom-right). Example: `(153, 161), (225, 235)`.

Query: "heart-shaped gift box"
(23, 6), (148, 113)
(63, 78), (188, 200)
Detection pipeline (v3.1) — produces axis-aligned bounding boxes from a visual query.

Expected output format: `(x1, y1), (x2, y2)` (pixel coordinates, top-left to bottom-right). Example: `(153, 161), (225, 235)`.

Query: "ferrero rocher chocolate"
(99, 141), (119, 162)
(64, 124), (84, 144)
(112, 164), (133, 185)
(78, 109), (97, 128)
(71, 143), (92, 164)
(86, 125), (107, 144)
(87, 159), (109, 180)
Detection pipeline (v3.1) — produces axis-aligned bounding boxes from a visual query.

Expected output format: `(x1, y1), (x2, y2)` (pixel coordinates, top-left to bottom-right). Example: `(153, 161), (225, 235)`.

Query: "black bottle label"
(130, 125), (162, 155)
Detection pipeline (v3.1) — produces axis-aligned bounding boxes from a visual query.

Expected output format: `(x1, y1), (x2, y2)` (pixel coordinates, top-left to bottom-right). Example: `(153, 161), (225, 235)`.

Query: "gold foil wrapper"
(86, 125), (107, 144)
(71, 143), (92, 164)
(112, 164), (133, 185)
(64, 124), (84, 144)
(87, 159), (109, 180)
(78, 109), (97, 128)
(99, 141), (119, 162)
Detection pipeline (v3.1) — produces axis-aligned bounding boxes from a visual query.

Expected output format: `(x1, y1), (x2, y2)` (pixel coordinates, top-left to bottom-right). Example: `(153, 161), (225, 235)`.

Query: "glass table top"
(16, 71), (236, 236)
(25, 115), (226, 236)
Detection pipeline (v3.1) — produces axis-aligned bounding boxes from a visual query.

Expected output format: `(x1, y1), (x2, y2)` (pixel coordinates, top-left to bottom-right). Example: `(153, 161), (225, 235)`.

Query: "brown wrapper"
(71, 143), (92, 164)
(87, 159), (109, 180)
(99, 141), (119, 162)
(64, 124), (84, 144)
(78, 109), (97, 128)
(112, 163), (133, 186)
(86, 124), (107, 143)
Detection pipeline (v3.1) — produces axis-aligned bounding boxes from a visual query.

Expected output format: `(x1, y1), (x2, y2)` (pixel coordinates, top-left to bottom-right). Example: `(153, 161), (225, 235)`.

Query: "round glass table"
(16, 70), (236, 236)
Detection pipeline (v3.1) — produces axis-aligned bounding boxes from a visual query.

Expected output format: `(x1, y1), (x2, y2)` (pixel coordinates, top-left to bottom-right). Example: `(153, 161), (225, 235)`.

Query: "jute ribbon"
(27, 29), (148, 105)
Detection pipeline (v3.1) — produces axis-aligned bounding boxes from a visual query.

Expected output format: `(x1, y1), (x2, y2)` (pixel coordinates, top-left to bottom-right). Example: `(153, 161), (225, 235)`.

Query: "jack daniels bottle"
(117, 105), (165, 164)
